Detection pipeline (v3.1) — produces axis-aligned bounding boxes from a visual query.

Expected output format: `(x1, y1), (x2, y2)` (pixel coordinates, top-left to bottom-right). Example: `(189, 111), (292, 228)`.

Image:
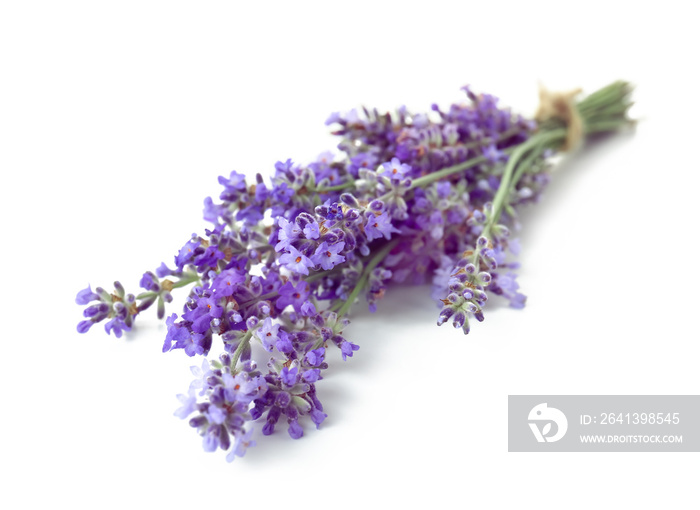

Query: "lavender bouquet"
(75, 81), (633, 461)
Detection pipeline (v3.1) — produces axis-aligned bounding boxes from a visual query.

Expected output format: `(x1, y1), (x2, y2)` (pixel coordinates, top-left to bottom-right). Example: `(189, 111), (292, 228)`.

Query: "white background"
(1, 1), (698, 508)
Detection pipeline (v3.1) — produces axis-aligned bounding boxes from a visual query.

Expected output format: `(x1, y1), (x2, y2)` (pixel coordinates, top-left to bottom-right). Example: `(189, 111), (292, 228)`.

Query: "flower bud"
(189, 416), (207, 428)
(369, 199), (384, 212)
(452, 311), (466, 328)
(113, 281), (125, 298)
(340, 193), (360, 208)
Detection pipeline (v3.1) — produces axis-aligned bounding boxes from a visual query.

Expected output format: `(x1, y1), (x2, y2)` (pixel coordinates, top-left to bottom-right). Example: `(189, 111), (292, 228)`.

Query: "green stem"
(336, 238), (400, 317)
(481, 81), (632, 242)
(483, 129), (564, 239)
(171, 273), (200, 289)
(327, 299), (344, 313)
(509, 139), (547, 196)
(577, 81), (629, 114)
(231, 331), (253, 370)
(306, 270), (338, 283)
(135, 272), (200, 301)
(410, 154), (488, 189)
(315, 181), (356, 193)
(238, 290), (279, 308)
(585, 119), (632, 133)
(408, 127), (525, 191)
(311, 336), (326, 350)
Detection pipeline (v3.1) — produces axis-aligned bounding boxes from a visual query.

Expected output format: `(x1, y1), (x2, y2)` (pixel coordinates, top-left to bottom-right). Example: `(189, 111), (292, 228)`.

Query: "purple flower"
(202, 425), (223, 452)
(163, 313), (190, 352)
(275, 330), (293, 353)
(254, 182), (270, 202)
(183, 331), (208, 356)
(305, 348), (325, 366)
(275, 217), (302, 252)
(274, 159), (295, 177)
(104, 317), (130, 338)
(340, 340), (360, 361)
(236, 205), (264, 224)
(222, 373), (267, 404)
(226, 428), (256, 462)
(303, 220), (320, 240)
(310, 241), (346, 270)
(279, 246), (314, 275)
(218, 171), (247, 200)
(193, 245), (225, 272)
(492, 271), (527, 309)
(255, 317), (281, 352)
(380, 157), (411, 178)
(482, 143), (507, 163)
(302, 369), (321, 383)
(176, 237), (201, 270)
(349, 152), (378, 175)
(300, 300), (316, 317)
(211, 269), (246, 297)
(436, 180), (452, 199)
(174, 388), (197, 419)
(155, 262), (173, 278)
(83, 304), (106, 318)
(139, 272), (160, 292)
(76, 319), (94, 333)
(325, 111), (342, 125)
(310, 408), (327, 429)
(75, 285), (99, 305)
(271, 182), (294, 204)
(276, 281), (311, 313)
(288, 419), (303, 439)
(202, 296), (224, 319)
(364, 212), (400, 241)
(203, 197), (227, 224)
(280, 366), (299, 387)
(183, 296), (223, 334)
(509, 293), (527, 308)
(188, 359), (216, 396)
(416, 210), (444, 241)
(206, 405), (227, 425)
